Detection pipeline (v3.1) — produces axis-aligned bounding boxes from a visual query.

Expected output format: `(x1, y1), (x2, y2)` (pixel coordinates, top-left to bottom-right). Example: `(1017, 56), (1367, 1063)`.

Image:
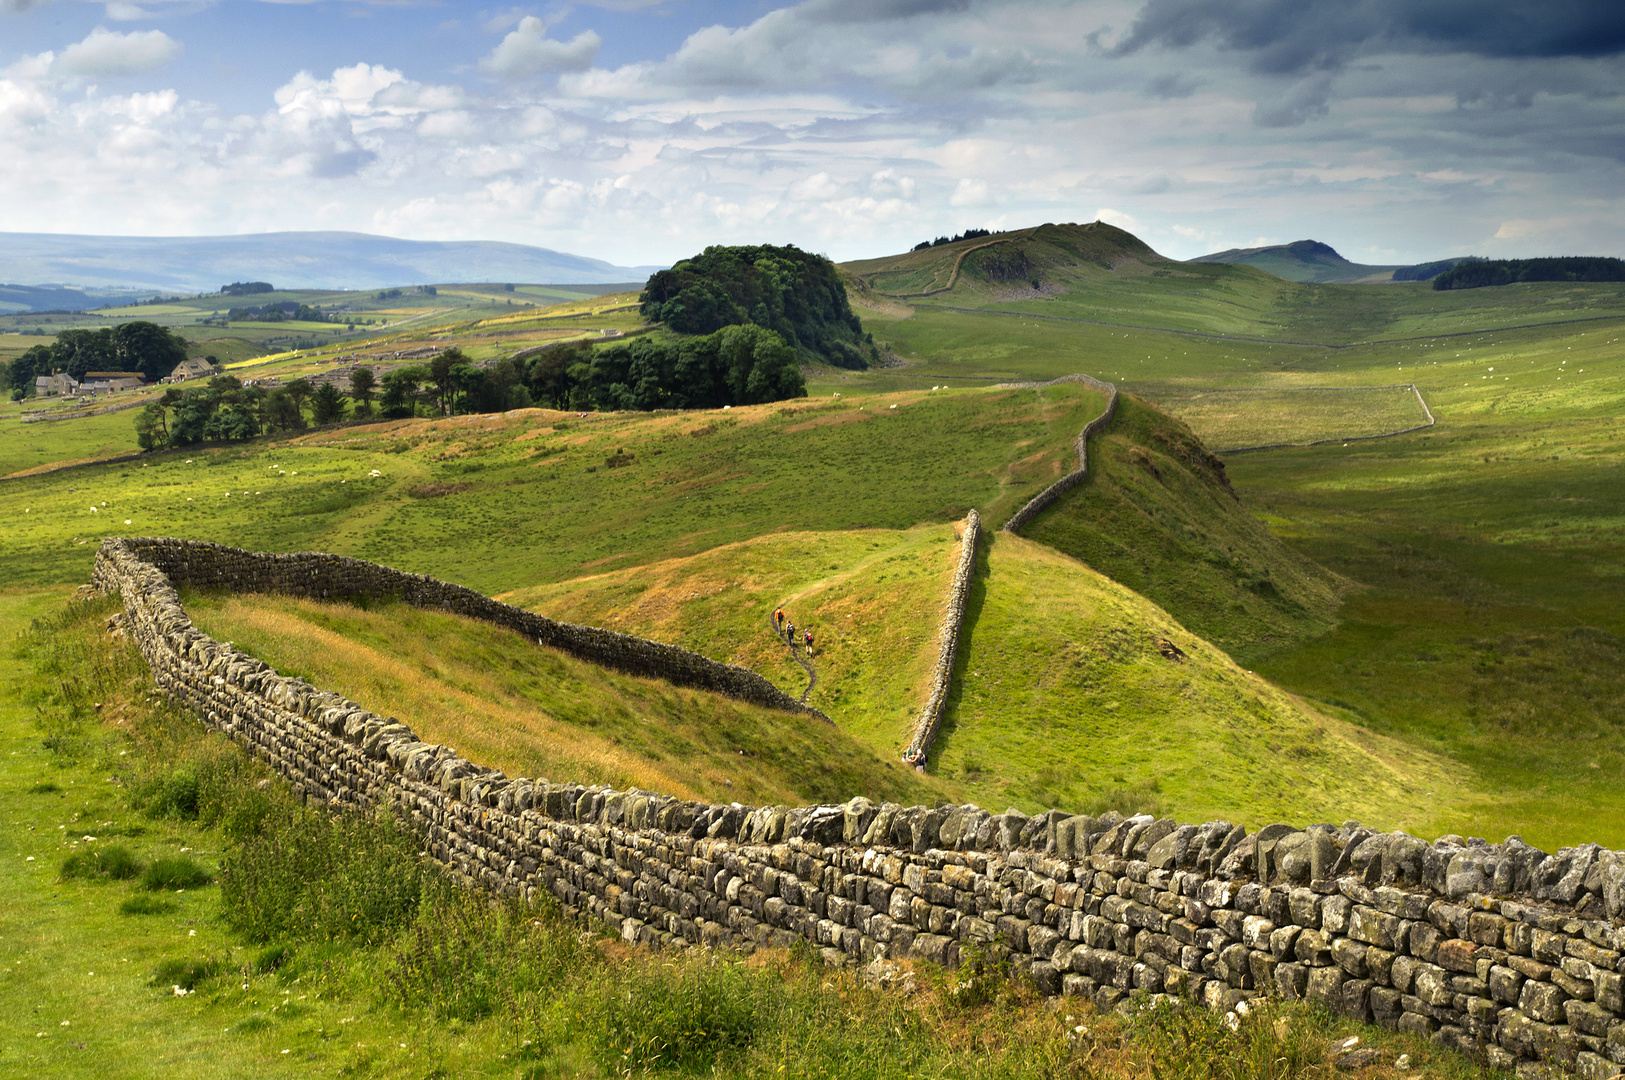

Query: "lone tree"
(283, 377), (314, 418)
(349, 365), (377, 417)
(311, 382), (347, 424)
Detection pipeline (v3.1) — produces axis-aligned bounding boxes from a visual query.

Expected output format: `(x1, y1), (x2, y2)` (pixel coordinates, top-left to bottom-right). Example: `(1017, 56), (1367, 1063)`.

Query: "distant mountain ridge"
(1190, 239), (1470, 284)
(0, 231), (662, 302)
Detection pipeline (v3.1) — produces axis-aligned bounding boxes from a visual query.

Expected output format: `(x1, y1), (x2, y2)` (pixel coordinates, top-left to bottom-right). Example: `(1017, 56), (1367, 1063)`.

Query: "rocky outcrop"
(94, 534), (1625, 1078)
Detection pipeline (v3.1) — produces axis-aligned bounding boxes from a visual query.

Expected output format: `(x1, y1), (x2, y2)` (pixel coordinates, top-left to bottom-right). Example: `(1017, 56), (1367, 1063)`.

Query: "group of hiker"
(773, 607), (814, 656)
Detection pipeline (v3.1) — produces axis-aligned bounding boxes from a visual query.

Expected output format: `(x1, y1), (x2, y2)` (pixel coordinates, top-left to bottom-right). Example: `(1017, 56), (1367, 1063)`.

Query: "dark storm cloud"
(1115, 0), (1625, 74)
(803, 0), (976, 24)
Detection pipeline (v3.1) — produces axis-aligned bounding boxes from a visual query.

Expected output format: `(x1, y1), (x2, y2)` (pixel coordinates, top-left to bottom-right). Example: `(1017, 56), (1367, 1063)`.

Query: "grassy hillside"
(0, 591), (1490, 1080)
(500, 512), (1463, 832)
(930, 532), (1465, 831)
(1022, 395), (1345, 659)
(184, 592), (945, 809)
(0, 383), (1104, 592)
(500, 524), (961, 752)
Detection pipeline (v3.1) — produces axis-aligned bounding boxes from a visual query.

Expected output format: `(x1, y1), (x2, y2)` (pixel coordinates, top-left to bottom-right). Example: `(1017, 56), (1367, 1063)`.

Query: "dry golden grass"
(185, 592), (949, 808)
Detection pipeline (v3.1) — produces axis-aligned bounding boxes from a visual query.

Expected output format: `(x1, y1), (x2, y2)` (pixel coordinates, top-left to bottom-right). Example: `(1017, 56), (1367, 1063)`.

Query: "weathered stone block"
(1522, 978), (1572, 1024)
(1349, 905), (1400, 949)
(1307, 965), (1345, 1006)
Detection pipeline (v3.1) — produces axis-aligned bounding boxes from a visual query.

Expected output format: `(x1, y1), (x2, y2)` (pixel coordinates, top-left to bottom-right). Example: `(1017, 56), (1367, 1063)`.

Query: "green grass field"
(0, 596), (1495, 1078)
(0, 383), (1103, 593)
(1147, 385), (1431, 451)
(5, 223), (1625, 849)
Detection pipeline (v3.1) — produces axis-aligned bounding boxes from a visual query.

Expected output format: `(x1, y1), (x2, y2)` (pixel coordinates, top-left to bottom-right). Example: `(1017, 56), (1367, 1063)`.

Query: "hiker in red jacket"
(804, 629), (814, 656)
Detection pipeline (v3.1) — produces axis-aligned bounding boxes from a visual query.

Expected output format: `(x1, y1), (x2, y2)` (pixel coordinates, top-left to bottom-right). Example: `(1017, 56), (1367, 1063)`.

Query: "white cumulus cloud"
(58, 27), (181, 77)
(480, 17), (600, 78)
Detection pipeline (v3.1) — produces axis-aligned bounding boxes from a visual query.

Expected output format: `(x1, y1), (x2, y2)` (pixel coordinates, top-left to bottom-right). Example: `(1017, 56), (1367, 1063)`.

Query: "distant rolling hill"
(0, 231), (662, 301)
(1189, 239), (1469, 284)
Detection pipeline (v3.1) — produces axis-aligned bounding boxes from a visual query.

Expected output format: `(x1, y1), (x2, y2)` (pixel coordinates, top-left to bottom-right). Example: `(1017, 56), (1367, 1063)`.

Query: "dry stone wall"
(903, 510), (979, 762)
(1001, 373), (1120, 534)
(110, 537), (825, 722)
(95, 535), (1625, 1079)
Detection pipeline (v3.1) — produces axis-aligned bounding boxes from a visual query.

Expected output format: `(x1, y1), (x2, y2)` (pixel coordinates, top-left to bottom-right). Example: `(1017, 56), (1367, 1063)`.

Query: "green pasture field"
(0, 383), (1104, 597)
(1022, 395), (1345, 658)
(0, 593), (1492, 1079)
(1148, 385), (1432, 451)
(499, 524), (962, 751)
(931, 533), (1467, 832)
(0, 404), (146, 478)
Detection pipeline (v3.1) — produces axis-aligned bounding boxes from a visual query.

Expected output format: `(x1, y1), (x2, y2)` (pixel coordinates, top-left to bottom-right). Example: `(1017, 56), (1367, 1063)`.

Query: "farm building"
(33, 372), (80, 396)
(81, 371), (146, 392)
(164, 357), (220, 383)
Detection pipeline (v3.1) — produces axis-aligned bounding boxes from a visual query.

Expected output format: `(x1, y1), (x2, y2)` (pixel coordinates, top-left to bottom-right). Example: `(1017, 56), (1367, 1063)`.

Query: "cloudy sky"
(1, 0), (1622, 267)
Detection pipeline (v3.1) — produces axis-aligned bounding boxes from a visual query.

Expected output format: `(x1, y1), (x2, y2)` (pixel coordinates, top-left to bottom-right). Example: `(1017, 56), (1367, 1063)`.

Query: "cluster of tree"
(4, 321), (189, 395)
(376, 350), (531, 419)
(523, 324), (805, 412)
(912, 228), (992, 251)
(134, 374), (351, 449)
(126, 326), (809, 448)
(639, 245), (874, 370)
(1432, 257), (1625, 290)
(227, 302), (334, 323)
(1392, 258), (1476, 283)
(375, 289), (403, 300)
(220, 282), (275, 296)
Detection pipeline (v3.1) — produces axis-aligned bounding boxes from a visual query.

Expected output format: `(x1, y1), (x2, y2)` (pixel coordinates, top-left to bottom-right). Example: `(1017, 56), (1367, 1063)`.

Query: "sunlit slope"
(185, 592), (951, 810)
(846, 222), (1625, 373)
(0, 384), (1103, 591)
(1022, 395), (1344, 658)
(501, 524), (963, 753)
(937, 532), (1471, 832)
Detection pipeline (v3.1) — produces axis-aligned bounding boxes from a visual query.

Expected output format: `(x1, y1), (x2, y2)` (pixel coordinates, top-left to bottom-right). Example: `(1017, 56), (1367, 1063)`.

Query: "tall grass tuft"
(578, 953), (765, 1074)
(143, 856), (211, 891)
(388, 892), (594, 1023)
(60, 844), (144, 882)
(219, 798), (430, 945)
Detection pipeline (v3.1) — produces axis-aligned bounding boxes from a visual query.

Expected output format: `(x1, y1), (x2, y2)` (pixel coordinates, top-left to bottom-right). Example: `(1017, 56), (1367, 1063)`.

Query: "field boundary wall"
(102, 537), (826, 722)
(1001, 373), (1120, 534)
(902, 510), (979, 763)
(1215, 383), (1438, 454)
(92, 533), (1625, 1077)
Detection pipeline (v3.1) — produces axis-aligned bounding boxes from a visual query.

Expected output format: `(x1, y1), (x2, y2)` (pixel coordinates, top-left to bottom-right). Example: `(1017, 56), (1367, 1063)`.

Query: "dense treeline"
(135, 375), (319, 449)
(4, 320), (189, 396)
(639, 245), (873, 370)
(1392, 258), (1473, 283)
(227, 302), (334, 323)
(1432, 256), (1625, 290)
(132, 327), (805, 449)
(523, 325), (804, 411)
(221, 281), (275, 296)
(912, 228), (992, 251)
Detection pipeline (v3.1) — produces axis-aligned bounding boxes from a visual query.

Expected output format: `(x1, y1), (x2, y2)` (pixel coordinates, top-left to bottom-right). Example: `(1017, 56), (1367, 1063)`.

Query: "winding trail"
(767, 607), (818, 704)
